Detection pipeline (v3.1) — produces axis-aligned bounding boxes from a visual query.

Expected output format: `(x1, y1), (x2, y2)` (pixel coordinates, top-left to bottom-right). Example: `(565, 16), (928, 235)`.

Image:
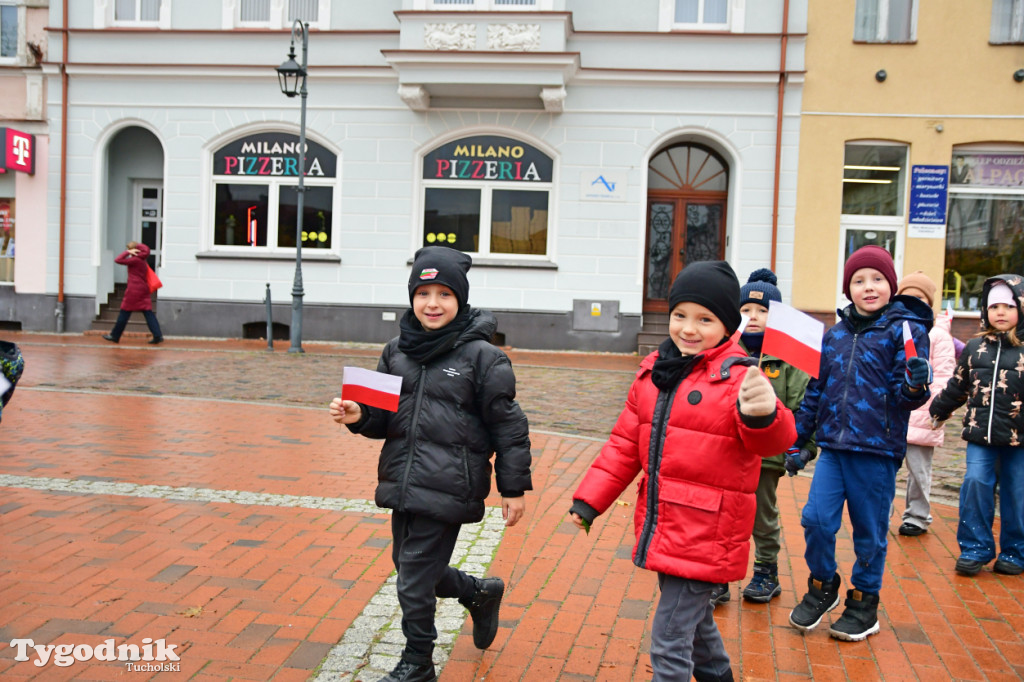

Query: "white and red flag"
(342, 366), (403, 412)
(762, 300), (824, 378)
(902, 320), (918, 359)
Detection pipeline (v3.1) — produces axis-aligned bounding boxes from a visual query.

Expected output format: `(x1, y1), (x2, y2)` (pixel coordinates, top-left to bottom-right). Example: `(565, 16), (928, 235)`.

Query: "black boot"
(742, 562), (781, 603)
(709, 582), (730, 608)
(789, 573), (841, 632)
(102, 334), (119, 343)
(459, 577), (504, 649)
(828, 589), (880, 641)
(694, 668), (735, 682)
(377, 659), (436, 682)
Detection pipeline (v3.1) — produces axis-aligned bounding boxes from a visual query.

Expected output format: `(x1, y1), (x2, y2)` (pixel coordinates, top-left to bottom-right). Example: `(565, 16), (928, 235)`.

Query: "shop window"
(0, 199), (13, 284)
(992, 0), (1024, 43)
(854, 0), (916, 43)
(1, 3), (17, 59)
(421, 134), (553, 258)
(210, 132), (338, 253)
(838, 142), (907, 304)
(944, 150), (1024, 312)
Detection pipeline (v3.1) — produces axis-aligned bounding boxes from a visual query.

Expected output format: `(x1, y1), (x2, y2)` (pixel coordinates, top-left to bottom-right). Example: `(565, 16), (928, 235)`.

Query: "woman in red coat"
(102, 242), (163, 344)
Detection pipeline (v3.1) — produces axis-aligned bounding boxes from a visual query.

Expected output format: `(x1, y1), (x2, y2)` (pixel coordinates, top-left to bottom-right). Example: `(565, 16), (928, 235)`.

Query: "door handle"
(679, 248), (685, 257)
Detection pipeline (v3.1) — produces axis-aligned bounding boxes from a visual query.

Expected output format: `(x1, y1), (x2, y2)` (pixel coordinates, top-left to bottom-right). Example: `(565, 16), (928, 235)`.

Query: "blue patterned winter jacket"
(794, 296), (933, 461)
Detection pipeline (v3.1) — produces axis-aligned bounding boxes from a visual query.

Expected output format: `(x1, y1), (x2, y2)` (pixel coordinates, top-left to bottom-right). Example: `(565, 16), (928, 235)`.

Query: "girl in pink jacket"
(896, 272), (957, 536)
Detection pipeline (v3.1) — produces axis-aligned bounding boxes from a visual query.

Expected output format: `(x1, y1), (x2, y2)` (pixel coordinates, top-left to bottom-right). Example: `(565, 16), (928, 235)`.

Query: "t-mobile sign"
(0, 128), (35, 175)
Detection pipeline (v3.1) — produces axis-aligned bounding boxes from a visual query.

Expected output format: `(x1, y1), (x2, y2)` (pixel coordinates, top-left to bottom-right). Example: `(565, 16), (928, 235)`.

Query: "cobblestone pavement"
(0, 332), (1020, 681)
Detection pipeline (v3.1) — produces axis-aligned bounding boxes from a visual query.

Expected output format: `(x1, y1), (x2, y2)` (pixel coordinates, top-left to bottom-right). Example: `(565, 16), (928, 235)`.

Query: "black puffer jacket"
(931, 274), (1024, 447)
(348, 308), (532, 524)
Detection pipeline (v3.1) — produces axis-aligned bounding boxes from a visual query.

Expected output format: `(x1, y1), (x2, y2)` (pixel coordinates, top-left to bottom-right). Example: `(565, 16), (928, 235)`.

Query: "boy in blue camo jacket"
(786, 246), (932, 641)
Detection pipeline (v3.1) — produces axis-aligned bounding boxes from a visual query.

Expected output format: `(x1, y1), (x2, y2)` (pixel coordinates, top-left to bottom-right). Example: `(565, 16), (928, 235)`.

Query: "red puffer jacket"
(573, 340), (797, 583)
(115, 244), (153, 312)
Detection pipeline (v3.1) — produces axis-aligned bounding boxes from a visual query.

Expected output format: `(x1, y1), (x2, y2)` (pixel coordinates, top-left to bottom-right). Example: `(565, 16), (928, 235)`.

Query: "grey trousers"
(902, 443), (934, 529)
(752, 467), (784, 564)
(650, 573), (732, 682)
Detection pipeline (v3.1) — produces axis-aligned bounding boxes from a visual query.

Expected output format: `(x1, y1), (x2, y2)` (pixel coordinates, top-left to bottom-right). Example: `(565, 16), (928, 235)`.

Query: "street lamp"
(276, 20), (309, 353)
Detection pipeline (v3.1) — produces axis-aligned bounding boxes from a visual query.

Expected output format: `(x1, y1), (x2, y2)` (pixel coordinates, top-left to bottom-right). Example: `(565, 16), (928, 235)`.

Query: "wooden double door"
(643, 194), (727, 313)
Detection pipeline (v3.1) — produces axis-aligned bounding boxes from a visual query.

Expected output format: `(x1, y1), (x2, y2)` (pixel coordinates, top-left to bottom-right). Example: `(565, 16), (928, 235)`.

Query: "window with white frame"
(1, 1), (18, 59)
(230, 0), (327, 29)
(943, 148), (1024, 312)
(992, 0), (1024, 43)
(838, 142), (908, 303)
(413, 0), (551, 11)
(210, 132), (338, 252)
(658, 0), (744, 31)
(115, 0), (161, 23)
(421, 135), (553, 257)
(854, 0), (916, 42)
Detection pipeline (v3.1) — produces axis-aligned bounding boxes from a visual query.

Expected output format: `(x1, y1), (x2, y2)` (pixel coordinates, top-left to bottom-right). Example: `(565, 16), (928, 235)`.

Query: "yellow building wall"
(793, 0), (1024, 313)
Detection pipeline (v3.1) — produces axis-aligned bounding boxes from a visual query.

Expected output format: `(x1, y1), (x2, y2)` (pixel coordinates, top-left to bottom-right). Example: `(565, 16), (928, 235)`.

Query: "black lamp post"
(276, 20), (309, 354)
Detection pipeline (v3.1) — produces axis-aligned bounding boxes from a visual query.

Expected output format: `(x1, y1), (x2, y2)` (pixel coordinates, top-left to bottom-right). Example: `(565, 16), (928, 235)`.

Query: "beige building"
(794, 0), (1024, 337)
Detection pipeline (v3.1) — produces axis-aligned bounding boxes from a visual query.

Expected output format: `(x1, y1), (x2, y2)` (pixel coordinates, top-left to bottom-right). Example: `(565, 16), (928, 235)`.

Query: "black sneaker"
(789, 574), (841, 632)
(378, 659), (436, 682)
(828, 589), (880, 641)
(460, 577), (504, 649)
(148, 337), (164, 345)
(898, 522), (926, 536)
(994, 558), (1023, 575)
(102, 334), (119, 343)
(955, 556), (986, 576)
(742, 563), (782, 603)
(709, 582), (730, 607)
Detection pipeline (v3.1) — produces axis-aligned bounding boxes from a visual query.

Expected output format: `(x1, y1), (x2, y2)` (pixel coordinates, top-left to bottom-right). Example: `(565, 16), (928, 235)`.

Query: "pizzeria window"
(943, 149), (1024, 312)
(421, 135), (553, 259)
(209, 132), (338, 255)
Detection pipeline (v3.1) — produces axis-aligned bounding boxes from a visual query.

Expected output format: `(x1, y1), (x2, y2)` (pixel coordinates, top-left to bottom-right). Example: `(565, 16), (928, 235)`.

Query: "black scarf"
(741, 331), (764, 357)
(846, 303), (889, 333)
(397, 306), (472, 364)
(651, 338), (701, 391)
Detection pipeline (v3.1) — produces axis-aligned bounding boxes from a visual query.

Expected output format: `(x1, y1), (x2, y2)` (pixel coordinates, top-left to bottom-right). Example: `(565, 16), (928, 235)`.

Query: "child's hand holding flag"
(902, 321), (932, 391)
(331, 366), (404, 424)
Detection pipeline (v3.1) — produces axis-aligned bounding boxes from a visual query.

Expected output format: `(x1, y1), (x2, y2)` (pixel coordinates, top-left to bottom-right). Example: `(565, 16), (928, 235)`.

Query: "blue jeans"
(800, 449), (897, 594)
(958, 442), (1024, 567)
(109, 309), (162, 341)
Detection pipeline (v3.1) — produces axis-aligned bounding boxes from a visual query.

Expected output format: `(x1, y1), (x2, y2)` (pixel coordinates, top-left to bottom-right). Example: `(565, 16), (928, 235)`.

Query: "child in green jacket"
(709, 269), (815, 607)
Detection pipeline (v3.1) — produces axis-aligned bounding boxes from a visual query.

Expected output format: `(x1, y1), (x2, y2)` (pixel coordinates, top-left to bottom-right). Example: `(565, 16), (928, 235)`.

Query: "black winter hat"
(740, 268), (782, 309)
(668, 261), (742, 335)
(408, 246), (472, 307)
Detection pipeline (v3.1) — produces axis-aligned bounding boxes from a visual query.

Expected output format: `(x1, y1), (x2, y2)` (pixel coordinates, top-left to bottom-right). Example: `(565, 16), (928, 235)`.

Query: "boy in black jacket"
(330, 246), (533, 682)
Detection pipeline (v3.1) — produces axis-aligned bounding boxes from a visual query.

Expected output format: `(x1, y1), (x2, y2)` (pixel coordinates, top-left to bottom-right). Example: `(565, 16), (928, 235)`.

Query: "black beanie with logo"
(408, 246), (472, 307)
(668, 260), (742, 335)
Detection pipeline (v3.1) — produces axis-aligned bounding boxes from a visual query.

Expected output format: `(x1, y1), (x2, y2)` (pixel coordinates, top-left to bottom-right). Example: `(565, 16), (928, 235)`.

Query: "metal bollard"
(265, 283), (273, 352)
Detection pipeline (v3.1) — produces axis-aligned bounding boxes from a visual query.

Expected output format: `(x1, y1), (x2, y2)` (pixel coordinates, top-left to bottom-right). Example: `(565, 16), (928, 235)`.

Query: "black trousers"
(391, 511), (476, 665)
(109, 309), (162, 341)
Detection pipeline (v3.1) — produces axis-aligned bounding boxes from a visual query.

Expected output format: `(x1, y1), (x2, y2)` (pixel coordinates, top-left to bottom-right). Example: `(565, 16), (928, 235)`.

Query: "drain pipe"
(55, 0), (69, 332)
(769, 0), (790, 271)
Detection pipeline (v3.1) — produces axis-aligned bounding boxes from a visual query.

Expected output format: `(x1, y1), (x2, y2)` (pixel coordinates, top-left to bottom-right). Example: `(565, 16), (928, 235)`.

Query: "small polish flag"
(902, 321), (918, 359)
(729, 314), (750, 343)
(763, 301), (824, 378)
(342, 366), (403, 412)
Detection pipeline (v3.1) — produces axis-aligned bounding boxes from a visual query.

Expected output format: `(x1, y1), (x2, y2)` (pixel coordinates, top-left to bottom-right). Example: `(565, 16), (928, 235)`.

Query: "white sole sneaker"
(828, 620), (880, 641)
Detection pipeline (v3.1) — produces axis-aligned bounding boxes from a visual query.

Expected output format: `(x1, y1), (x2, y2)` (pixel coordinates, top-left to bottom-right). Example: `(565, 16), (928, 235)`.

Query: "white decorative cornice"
(398, 84), (431, 111)
(424, 23), (477, 51)
(487, 24), (541, 51)
(541, 86), (566, 113)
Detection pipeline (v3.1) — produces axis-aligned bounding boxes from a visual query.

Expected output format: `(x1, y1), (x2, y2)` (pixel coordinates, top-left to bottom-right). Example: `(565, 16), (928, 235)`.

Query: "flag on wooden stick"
(763, 301), (824, 378)
(342, 366), (403, 412)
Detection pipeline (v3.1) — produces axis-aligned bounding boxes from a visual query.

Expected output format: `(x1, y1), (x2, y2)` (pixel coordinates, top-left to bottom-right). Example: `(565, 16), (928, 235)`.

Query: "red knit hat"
(843, 245), (898, 300)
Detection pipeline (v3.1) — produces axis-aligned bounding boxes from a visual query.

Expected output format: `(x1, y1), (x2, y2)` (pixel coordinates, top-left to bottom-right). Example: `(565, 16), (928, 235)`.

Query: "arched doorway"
(643, 142), (729, 313)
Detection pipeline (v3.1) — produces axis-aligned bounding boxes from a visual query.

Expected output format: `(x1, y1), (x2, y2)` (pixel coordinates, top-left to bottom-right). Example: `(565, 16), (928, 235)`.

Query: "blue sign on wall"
(909, 165), (949, 226)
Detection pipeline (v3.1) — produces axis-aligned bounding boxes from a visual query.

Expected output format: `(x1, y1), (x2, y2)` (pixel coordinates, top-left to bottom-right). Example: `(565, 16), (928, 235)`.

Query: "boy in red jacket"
(569, 261), (797, 682)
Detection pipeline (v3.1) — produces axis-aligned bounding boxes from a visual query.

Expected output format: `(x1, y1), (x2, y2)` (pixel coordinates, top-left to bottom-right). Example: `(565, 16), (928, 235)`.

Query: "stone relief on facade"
(487, 24), (542, 51)
(424, 23), (477, 51)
